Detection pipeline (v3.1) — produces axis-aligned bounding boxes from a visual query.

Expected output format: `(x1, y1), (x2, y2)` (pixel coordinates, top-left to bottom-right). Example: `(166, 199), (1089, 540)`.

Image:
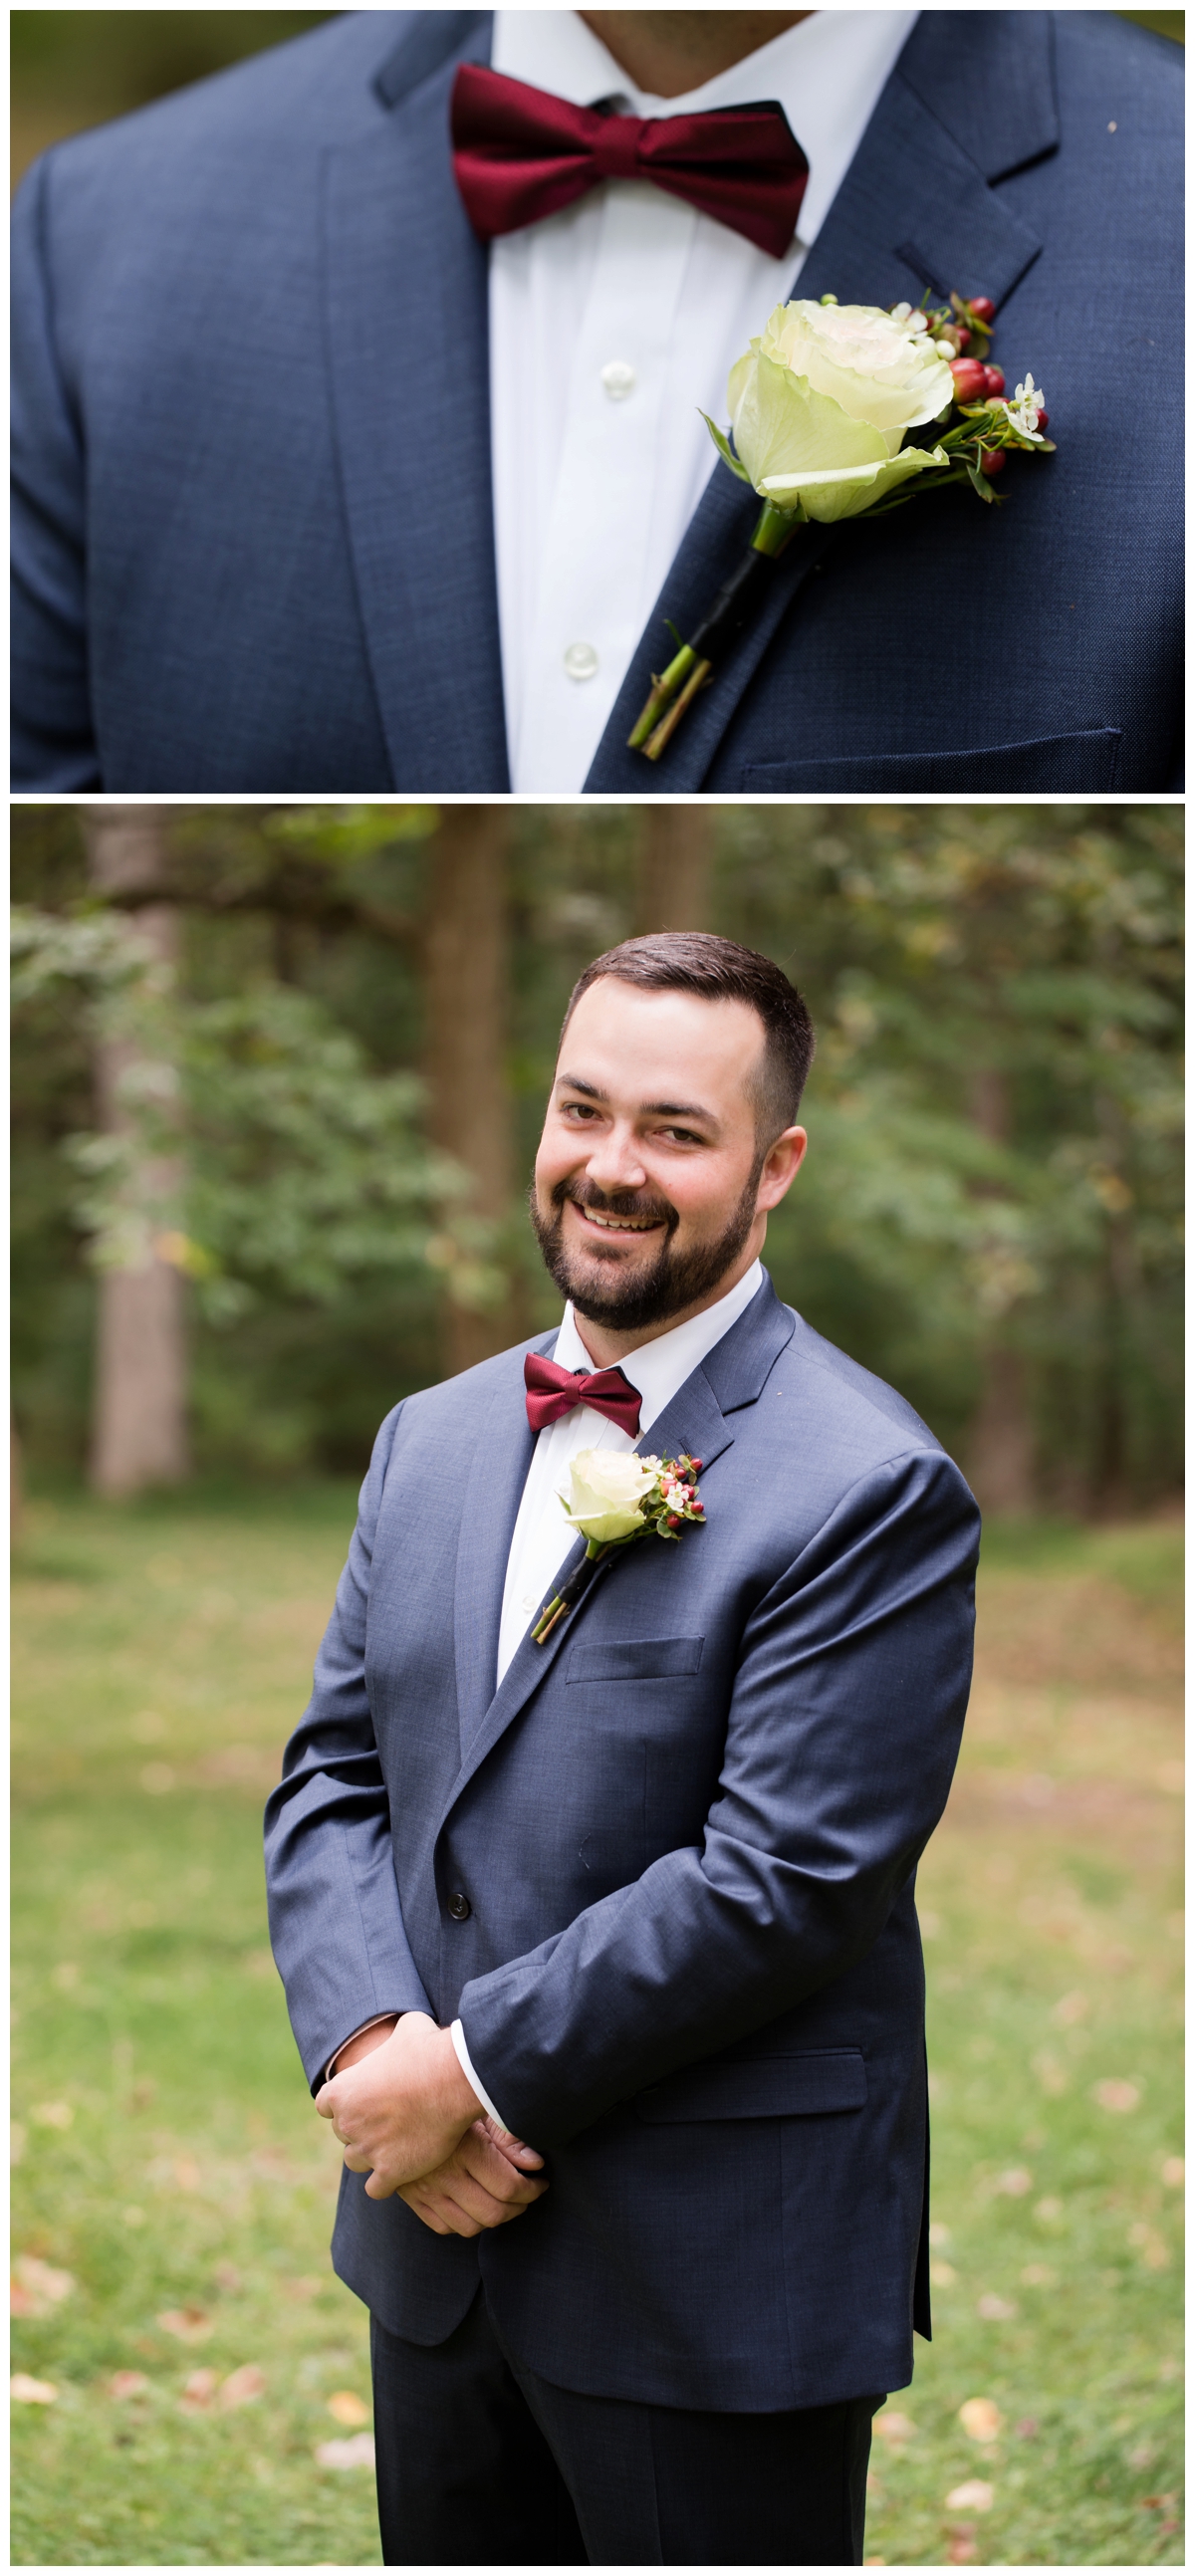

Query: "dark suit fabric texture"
(11, 11), (1183, 793)
(264, 1277), (981, 2417)
(369, 2295), (879, 2565)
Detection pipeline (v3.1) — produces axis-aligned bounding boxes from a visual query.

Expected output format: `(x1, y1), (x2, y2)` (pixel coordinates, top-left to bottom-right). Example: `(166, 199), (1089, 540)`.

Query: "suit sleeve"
(457, 1444), (980, 2148)
(264, 1403), (433, 2093)
(11, 151), (101, 792)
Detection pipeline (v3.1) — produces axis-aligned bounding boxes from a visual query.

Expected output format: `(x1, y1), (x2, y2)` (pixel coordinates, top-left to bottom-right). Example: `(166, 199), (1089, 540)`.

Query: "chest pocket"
(567, 1635), (705, 1684)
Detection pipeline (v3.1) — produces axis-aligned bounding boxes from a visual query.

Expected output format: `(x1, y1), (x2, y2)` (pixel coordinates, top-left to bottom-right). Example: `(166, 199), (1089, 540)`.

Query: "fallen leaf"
(1155, 1759), (1184, 1793)
(139, 1764), (175, 1795)
(215, 2263), (242, 2294)
(946, 2527), (979, 2565)
(327, 2390), (370, 2427)
(1127, 2441), (1157, 2469)
(11, 2124), (26, 2167)
(282, 2275), (321, 2300)
(959, 2398), (1003, 2445)
(931, 2260), (958, 2287)
(1015, 2419), (1039, 2440)
(11, 2373), (59, 2404)
(1092, 2078), (1140, 2114)
(173, 2158), (202, 2192)
(946, 2480), (995, 2512)
(52, 1962), (80, 1991)
(1161, 2157), (1184, 2188)
(31, 2101), (74, 2130)
(156, 2307), (213, 2343)
(872, 2410), (917, 2446)
(1034, 2196), (1063, 2222)
(12, 2254), (75, 2317)
(1127, 2222), (1169, 2270)
(218, 2364), (266, 2410)
(109, 2371), (149, 2401)
(121, 2207), (145, 2229)
(976, 2292), (1017, 2321)
(317, 2433), (375, 2469)
(928, 2223), (951, 2247)
(179, 2369), (218, 2414)
(1019, 2264), (1057, 2287)
(994, 2167), (1033, 2197)
(1052, 1991), (1088, 2025)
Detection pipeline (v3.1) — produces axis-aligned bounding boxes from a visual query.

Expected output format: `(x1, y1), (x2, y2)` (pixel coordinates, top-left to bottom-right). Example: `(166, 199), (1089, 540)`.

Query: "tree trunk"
(83, 807), (190, 1496)
(965, 1065), (1035, 1515)
(633, 808), (714, 934)
(423, 808), (517, 1375)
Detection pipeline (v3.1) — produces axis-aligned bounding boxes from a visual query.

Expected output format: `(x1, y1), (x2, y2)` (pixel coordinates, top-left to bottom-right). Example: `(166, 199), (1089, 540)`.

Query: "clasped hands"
(315, 2009), (547, 2238)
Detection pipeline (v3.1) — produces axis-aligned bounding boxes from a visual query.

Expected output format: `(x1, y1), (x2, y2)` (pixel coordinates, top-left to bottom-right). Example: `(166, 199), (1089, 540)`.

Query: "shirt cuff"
(451, 2017), (509, 2131)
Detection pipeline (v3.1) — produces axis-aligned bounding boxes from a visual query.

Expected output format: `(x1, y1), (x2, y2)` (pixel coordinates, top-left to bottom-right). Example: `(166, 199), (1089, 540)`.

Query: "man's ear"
(757, 1126), (808, 1212)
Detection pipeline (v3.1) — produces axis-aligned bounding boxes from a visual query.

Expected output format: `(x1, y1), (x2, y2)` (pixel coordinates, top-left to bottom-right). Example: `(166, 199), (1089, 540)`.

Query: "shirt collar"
(553, 1257), (764, 1436)
(492, 11), (919, 247)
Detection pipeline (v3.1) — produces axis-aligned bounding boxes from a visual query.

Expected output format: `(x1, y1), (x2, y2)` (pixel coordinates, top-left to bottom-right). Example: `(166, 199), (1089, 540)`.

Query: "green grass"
(11, 1489), (1184, 2565)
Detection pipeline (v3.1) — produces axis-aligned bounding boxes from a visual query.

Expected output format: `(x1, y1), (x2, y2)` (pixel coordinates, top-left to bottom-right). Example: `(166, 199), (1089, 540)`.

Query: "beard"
(529, 1165), (764, 1334)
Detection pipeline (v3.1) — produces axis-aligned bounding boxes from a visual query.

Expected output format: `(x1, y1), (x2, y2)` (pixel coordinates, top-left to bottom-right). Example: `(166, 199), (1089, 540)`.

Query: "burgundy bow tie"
(525, 1351), (642, 1438)
(451, 65), (809, 261)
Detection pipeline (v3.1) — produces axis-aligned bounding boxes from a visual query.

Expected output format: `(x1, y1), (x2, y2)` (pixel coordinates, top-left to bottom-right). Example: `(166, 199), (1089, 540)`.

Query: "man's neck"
(577, 11), (811, 100)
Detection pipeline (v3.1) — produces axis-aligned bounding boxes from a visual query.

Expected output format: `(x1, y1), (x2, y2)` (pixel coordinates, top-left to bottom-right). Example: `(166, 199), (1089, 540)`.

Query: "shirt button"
(600, 358), (636, 400)
(447, 1890), (472, 1923)
(563, 641), (599, 682)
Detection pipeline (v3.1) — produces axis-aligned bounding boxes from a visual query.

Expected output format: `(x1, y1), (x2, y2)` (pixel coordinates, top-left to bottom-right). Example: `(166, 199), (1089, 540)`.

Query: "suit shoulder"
(773, 1310), (945, 1456)
(1054, 9), (1183, 119)
(382, 1330), (550, 1432)
(18, 11), (405, 201)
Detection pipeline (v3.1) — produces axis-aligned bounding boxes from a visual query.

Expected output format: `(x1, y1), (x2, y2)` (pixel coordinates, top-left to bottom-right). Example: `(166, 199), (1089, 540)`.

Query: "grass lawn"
(11, 1486), (1184, 2566)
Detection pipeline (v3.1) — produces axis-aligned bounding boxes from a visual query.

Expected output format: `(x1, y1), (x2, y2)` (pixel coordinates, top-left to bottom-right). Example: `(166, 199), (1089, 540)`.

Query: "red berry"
(1034, 408), (1049, 430)
(950, 358), (988, 403)
(983, 365), (1005, 396)
(979, 449), (1006, 475)
(969, 296), (996, 324)
(955, 327), (971, 351)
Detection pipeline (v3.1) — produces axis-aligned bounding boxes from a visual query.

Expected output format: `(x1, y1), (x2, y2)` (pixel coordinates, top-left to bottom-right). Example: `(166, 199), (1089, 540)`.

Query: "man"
(11, 11), (1183, 794)
(265, 931), (981, 2565)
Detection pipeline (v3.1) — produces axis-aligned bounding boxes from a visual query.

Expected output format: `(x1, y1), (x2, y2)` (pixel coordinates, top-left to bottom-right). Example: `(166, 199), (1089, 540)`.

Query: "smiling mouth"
(571, 1201), (663, 1239)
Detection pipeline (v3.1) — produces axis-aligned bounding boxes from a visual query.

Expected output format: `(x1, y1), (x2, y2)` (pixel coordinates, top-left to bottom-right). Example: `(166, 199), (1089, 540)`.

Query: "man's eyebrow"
(556, 1071), (718, 1126)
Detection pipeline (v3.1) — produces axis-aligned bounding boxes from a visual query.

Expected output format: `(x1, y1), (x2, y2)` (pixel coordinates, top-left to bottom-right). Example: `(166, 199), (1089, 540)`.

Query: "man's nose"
(584, 1124), (649, 1193)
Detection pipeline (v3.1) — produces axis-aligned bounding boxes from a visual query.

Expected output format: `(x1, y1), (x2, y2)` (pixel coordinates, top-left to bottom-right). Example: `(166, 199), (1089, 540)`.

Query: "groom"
(266, 931), (981, 2565)
(11, 10), (1183, 792)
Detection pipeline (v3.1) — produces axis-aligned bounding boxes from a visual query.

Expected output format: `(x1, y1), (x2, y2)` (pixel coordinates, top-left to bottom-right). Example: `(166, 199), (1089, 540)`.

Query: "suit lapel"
(322, 13), (509, 790)
(584, 11), (1053, 795)
(438, 1277), (798, 1825)
(452, 1338), (547, 1755)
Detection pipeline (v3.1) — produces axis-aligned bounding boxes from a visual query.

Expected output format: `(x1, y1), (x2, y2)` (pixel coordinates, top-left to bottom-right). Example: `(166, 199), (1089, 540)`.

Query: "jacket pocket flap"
(635, 2047), (867, 2121)
(567, 1635), (705, 1683)
(742, 728), (1121, 793)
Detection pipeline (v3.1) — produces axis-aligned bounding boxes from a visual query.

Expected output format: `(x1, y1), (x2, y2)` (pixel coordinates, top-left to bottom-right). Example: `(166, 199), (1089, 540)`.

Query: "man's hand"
(398, 2114), (548, 2237)
(316, 2010), (543, 2208)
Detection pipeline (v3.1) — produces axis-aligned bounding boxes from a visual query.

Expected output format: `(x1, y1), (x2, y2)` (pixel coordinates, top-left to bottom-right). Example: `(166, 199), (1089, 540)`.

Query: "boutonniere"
(531, 1450), (705, 1644)
(629, 292), (1055, 761)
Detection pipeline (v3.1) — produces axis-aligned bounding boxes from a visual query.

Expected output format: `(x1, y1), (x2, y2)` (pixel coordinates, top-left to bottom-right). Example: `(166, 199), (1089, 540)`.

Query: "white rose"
(558, 1449), (657, 1545)
(726, 298), (956, 525)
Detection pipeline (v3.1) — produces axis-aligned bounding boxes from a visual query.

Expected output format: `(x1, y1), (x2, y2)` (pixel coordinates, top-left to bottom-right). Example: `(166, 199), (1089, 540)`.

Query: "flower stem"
(626, 646), (697, 751)
(530, 1541), (608, 1644)
(750, 499), (801, 558)
(641, 659), (713, 761)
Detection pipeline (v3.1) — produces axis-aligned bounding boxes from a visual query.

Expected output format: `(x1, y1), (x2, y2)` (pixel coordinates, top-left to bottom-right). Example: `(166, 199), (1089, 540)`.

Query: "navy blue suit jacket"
(264, 1278), (980, 2410)
(11, 10), (1183, 794)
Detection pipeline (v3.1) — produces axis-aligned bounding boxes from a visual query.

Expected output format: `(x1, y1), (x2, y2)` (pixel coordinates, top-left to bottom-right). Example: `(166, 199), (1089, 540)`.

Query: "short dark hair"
(561, 932), (815, 1144)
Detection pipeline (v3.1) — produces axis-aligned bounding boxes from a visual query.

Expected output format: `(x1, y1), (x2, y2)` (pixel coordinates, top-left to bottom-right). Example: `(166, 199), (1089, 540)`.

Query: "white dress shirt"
(330, 1261), (767, 2119)
(489, 9), (917, 791)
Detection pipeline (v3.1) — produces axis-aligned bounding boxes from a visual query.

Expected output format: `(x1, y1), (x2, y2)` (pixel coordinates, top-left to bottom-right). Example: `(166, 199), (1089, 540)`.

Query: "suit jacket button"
(447, 1890), (472, 1922)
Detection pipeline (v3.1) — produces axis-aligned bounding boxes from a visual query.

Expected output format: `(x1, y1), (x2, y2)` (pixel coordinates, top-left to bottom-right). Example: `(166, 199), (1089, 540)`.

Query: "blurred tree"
(634, 809), (714, 933)
(82, 806), (189, 1496)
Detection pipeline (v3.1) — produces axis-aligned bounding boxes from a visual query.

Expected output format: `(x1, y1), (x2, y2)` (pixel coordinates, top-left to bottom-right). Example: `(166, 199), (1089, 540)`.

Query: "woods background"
(13, 801), (1184, 1522)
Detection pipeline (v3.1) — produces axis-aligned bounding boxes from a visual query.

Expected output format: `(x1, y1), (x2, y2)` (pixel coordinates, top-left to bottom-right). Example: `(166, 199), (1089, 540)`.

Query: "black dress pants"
(370, 2291), (880, 2566)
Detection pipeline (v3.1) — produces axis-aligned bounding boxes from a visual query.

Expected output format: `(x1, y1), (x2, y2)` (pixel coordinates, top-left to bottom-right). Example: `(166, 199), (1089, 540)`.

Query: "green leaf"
(699, 412), (752, 485)
(966, 462), (998, 503)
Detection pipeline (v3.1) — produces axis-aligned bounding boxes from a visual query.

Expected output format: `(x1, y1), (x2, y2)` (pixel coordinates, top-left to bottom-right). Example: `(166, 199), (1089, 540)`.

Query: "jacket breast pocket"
(741, 728), (1121, 793)
(635, 2047), (867, 2122)
(567, 1635), (705, 1684)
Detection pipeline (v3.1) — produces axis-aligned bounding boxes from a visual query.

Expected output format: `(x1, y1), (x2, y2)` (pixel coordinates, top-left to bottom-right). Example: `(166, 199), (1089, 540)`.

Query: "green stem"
(750, 499), (802, 558)
(626, 645), (697, 751)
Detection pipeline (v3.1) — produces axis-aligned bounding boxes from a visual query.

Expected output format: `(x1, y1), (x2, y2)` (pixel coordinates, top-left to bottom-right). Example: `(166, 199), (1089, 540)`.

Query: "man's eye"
(660, 1127), (702, 1145)
(562, 1101), (598, 1119)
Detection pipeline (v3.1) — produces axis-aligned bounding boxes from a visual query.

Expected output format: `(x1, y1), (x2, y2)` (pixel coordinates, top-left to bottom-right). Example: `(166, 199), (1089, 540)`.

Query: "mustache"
(553, 1177), (678, 1232)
